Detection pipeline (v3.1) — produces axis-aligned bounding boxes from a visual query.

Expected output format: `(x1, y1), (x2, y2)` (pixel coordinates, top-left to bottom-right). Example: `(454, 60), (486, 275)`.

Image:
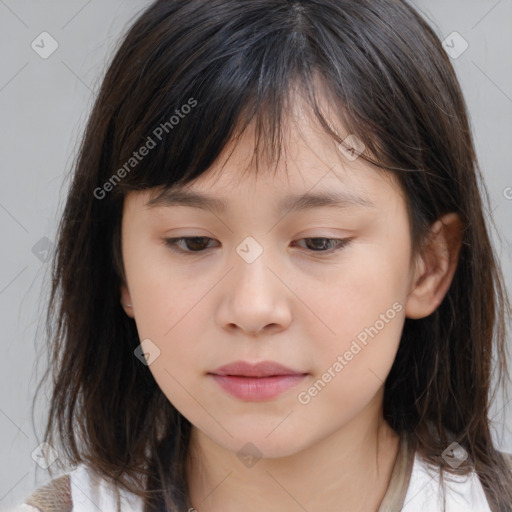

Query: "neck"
(185, 392), (400, 512)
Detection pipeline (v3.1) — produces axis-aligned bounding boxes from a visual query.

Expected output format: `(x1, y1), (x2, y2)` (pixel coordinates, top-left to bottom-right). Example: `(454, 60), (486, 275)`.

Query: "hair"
(33, 0), (512, 510)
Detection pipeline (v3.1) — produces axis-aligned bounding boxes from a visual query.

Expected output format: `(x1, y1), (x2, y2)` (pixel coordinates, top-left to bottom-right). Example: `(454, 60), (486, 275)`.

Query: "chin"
(208, 426), (311, 461)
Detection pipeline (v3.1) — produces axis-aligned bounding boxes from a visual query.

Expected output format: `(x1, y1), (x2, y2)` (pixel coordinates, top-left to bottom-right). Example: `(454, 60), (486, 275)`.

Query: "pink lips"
(209, 360), (308, 401)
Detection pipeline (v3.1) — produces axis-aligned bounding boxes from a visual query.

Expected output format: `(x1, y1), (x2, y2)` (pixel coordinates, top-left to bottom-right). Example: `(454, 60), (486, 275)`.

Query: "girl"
(15, 0), (512, 510)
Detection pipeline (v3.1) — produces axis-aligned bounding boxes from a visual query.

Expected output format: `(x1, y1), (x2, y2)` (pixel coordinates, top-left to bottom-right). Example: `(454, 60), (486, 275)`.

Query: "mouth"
(208, 360), (308, 401)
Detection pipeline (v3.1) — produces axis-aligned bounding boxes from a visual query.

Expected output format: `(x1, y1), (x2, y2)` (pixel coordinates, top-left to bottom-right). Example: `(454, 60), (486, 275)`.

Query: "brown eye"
(163, 237), (217, 253)
(292, 238), (352, 254)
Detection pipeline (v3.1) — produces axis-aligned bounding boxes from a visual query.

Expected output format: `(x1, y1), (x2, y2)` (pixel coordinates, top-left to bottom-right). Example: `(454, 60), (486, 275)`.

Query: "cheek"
(123, 241), (209, 386)
(128, 274), (208, 421)
(294, 268), (406, 430)
(301, 230), (410, 403)
(310, 242), (408, 346)
(129, 269), (206, 368)
(124, 239), (196, 328)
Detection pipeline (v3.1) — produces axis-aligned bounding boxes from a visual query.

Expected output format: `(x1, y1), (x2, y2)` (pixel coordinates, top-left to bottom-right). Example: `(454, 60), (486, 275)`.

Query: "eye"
(163, 237), (218, 253)
(291, 237), (352, 254)
(163, 236), (352, 255)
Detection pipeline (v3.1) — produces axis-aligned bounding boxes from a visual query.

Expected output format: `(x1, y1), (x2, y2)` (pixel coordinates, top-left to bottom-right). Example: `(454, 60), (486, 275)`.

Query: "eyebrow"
(145, 188), (377, 215)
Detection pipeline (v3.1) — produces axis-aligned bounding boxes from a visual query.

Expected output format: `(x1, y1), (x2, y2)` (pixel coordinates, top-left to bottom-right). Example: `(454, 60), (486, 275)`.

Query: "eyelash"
(162, 236), (352, 256)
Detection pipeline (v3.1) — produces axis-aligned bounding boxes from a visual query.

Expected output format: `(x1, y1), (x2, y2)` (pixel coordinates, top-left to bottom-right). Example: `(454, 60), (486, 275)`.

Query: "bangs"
(97, 1), (403, 203)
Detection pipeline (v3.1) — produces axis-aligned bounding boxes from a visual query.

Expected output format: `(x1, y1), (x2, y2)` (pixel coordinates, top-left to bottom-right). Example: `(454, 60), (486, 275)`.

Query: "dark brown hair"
(34, 0), (512, 510)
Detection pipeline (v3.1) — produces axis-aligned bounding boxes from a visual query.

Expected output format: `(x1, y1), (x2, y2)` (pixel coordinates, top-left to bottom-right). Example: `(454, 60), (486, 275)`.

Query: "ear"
(120, 283), (134, 318)
(405, 213), (463, 319)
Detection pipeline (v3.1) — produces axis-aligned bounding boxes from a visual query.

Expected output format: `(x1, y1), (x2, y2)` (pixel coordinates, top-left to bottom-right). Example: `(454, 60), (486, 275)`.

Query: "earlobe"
(405, 213), (463, 319)
(120, 284), (134, 317)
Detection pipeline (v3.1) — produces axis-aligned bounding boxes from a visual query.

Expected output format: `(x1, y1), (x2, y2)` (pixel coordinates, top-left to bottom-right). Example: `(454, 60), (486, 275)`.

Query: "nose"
(215, 248), (293, 336)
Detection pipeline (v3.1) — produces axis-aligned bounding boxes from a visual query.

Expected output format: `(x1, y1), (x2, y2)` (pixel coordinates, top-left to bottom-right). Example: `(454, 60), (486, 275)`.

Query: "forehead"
(139, 172), (404, 237)
(143, 121), (400, 216)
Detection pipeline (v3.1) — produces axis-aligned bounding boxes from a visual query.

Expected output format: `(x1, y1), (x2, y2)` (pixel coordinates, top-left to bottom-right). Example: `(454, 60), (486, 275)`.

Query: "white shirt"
(401, 451), (492, 511)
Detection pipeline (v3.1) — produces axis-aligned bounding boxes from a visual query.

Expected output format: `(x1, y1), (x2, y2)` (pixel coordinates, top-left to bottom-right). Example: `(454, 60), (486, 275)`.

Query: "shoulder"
(67, 464), (143, 511)
(401, 449), (512, 512)
(12, 473), (71, 512)
(14, 464), (144, 512)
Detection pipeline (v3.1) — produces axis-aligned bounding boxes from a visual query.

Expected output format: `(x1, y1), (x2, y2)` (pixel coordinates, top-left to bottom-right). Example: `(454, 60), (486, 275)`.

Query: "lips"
(208, 360), (308, 401)
(210, 360), (305, 378)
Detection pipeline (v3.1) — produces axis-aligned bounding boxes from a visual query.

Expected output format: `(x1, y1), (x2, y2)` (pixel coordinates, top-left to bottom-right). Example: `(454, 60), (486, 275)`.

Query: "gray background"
(0, 0), (511, 509)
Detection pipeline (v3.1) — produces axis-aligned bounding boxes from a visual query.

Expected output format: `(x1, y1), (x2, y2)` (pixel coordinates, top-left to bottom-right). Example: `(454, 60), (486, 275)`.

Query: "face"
(120, 104), (419, 459)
